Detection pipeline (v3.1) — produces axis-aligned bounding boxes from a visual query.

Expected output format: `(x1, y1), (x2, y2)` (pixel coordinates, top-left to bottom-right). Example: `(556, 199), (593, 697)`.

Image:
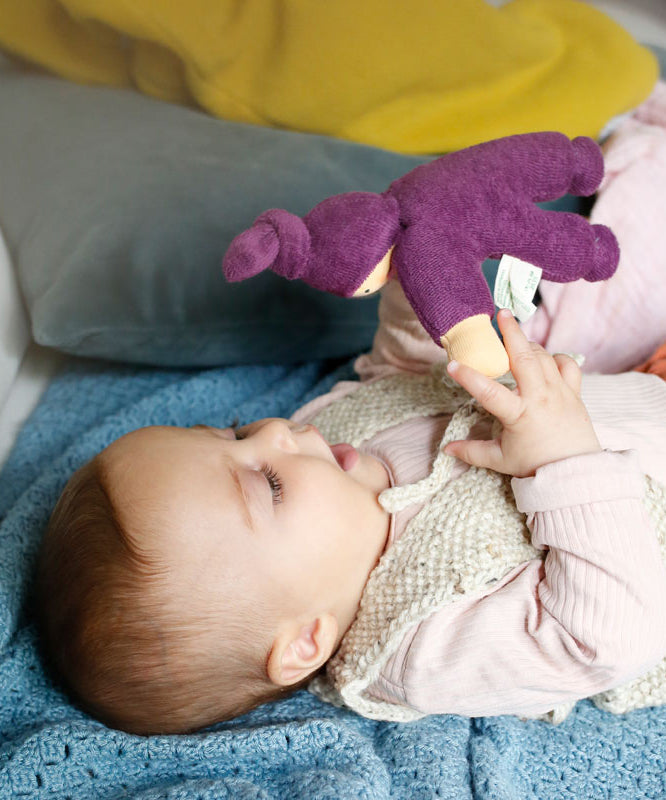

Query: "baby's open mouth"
(330, 443), (359, 471)
(304, 423), (360, 471)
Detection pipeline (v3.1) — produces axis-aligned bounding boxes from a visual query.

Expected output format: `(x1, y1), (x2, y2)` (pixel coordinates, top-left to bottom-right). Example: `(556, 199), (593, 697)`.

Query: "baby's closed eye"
(260, 465), (284, 504)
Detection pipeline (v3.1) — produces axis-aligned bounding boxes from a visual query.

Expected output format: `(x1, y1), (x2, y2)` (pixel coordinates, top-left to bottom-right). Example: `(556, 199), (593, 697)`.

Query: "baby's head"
(35, 419), (390, 734)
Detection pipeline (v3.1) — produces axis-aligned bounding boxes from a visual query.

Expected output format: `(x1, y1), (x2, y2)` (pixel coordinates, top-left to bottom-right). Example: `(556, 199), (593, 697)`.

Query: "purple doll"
(223, 132), (619, 377)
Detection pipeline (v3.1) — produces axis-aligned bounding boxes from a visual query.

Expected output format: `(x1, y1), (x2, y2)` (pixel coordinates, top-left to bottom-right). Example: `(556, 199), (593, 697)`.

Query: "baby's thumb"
(444, 438), (505, 473)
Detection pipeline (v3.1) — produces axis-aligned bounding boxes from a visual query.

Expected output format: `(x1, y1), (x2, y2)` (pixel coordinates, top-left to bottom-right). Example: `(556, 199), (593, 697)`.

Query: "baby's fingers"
(447, 360), (522, 424)
(444, 438), (506, 473)
(553, 353), (582, 394)
(497, 309), (546, 395)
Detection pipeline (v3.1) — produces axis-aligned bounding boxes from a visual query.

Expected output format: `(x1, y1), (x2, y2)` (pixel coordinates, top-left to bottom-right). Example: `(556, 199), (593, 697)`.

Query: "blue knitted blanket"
(1, 358), (665, 800)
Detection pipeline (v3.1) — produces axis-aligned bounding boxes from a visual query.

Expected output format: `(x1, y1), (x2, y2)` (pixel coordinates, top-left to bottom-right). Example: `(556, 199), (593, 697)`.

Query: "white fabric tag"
(493, 255), (542, 322)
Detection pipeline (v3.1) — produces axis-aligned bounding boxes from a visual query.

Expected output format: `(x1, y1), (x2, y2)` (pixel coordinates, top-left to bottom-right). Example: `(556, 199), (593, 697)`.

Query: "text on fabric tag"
(493, 255), (542, 322)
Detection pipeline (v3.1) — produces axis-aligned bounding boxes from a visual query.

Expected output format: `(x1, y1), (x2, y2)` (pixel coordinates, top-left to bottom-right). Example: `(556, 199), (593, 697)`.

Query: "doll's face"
(353, 247), (394, 297)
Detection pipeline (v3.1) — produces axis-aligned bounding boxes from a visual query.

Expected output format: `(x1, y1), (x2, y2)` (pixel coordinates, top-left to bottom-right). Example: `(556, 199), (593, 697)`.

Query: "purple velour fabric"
(222, 132), (619, 345)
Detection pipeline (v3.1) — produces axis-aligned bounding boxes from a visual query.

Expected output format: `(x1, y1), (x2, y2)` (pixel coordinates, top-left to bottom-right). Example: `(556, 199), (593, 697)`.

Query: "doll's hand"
(440, 314), (509, 378)
(443, 309), (602, 478)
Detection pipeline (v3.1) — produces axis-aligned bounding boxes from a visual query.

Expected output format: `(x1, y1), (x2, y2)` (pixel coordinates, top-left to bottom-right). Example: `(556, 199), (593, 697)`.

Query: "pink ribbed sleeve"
(513, 452), (663, 674)
(369, 450), (666, 717)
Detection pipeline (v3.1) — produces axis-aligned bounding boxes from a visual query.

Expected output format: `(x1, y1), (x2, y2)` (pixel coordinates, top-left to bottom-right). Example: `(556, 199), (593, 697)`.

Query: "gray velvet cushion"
(3, 47), (662, 366)
(0, 62), (425, 366)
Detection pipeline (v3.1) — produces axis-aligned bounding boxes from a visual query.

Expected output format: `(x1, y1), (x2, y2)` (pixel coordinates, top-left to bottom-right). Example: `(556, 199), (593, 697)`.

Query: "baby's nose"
(261, 419), (300, 452)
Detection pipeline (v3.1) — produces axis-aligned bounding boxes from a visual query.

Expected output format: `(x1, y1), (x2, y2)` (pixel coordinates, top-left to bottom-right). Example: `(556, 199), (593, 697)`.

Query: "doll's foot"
(440, 314), (510, 378)
(570, 136), (604, 196)
(585, 224), (620, 281)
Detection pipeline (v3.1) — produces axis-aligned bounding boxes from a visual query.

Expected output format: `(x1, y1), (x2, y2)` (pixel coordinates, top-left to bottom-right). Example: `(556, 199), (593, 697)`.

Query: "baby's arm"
(295, 277), (494, 418)
(370, 449), (666, 717)
(355, 276), (552, 383)
(354, 279), (452, 382)
(369, 313), (666, 715)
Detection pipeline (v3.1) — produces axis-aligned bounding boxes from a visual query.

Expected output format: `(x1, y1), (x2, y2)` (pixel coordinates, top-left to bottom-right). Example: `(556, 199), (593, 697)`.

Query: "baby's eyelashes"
(260, 464), (284, 504)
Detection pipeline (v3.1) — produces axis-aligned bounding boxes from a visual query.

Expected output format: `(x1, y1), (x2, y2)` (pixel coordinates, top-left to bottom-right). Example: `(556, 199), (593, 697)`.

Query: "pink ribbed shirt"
(292, 280), (666, 718)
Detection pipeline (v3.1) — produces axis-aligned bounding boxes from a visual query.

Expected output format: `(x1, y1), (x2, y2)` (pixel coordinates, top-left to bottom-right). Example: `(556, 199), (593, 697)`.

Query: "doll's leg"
(521, 91), (666, 373)
(501, 207), (618, 283)
(465, 132), (604, 201)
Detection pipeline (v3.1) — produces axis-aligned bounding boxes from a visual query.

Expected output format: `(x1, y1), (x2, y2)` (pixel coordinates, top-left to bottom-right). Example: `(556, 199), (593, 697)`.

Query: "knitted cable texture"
(308, 365), (666, 722)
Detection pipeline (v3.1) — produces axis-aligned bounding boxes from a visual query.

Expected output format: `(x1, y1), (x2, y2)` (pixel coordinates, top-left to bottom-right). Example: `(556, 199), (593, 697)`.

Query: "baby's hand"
(443, 309), (602, 478)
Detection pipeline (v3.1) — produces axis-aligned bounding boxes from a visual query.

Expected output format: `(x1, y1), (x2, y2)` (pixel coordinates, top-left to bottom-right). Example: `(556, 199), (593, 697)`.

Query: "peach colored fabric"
(634, 341), (666, 380)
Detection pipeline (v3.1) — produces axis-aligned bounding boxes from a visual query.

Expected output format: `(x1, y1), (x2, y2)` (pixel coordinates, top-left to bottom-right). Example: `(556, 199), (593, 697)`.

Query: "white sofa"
(0, 224), (64, 467)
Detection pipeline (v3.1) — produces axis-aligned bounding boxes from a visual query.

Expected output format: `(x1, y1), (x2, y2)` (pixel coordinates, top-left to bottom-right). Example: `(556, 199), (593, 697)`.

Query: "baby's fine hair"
(35, 453), (286, 735)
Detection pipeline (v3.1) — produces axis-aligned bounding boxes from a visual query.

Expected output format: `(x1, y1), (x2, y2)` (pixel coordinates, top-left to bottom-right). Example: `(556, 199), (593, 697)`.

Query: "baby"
(35, 279), (666, 735)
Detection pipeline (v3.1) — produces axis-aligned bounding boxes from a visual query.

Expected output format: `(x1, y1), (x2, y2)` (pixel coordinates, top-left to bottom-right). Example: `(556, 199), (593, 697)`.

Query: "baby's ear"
(267, 614), (338, 687)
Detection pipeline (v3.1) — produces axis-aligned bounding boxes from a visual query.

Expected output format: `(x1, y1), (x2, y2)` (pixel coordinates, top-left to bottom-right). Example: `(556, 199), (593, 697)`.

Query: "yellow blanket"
(0, 0), (657, 154)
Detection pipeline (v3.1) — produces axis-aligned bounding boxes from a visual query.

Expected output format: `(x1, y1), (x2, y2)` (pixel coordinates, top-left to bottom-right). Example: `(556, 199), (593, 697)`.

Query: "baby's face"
(101, 419), (391, 635)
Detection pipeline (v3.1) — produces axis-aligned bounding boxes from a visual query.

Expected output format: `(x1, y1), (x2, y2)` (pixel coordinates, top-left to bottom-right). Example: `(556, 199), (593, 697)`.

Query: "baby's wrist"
(512, 449), (644, 513)
(530, 442), (603, 476)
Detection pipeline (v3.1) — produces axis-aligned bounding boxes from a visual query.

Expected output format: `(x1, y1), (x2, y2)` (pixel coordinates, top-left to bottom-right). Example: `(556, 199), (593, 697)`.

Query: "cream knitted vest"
(307, 365), (666, 723)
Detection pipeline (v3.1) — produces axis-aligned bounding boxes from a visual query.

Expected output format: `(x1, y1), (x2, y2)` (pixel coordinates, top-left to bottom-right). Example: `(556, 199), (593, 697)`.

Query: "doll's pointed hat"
(223, 193), (401, 296)
(222, 208), (311, 283)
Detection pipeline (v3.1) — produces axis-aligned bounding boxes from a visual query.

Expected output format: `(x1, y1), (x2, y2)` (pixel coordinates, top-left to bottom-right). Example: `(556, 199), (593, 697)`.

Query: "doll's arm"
(394, 226), (510, 377)
(356, 278), (510, 382)
(367, 451), (666, 718)
(439, 315), (508, 378)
